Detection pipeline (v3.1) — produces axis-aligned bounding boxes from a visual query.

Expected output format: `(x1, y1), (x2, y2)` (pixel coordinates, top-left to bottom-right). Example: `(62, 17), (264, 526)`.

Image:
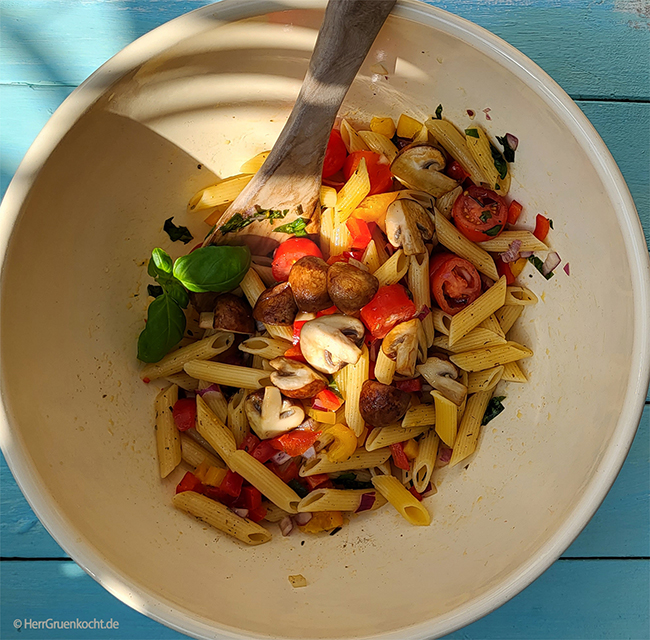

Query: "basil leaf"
(479, 211), (492, 223)
(165, 280), (189, 309)
(328, 378), (343, 399)
(332, 472), (373, 490)
(435, 104), (443, 119)
(481, 396), (506, 426)
(490, 144), (508, 180)
(173, 245), (251, 293)
(148, 248), (173, 278)
(163, 217), (193, 244)
(137, 293), (186, 363)
(219, 208), (289, 235)
(274, 217), (309, 237)
(465, 128), (479, 139)
(496, 135), (516, 162)
(147, 284), (163, 298)
(484, 224), (502, 237)
(527, 255), (555, 280)
(288, 479), (309, 498)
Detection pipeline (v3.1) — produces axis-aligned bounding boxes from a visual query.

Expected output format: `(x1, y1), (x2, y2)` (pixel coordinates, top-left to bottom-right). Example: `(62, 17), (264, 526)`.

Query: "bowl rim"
(1, 1), (649, 639)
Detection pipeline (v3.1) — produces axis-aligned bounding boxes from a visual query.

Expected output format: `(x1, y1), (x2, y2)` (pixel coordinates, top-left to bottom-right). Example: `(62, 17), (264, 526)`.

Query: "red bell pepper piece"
(394, 377), (423, 393)
(316, 305), (339, 317)
(496, 259), (516, 285)
(267, 459), (300, 483)
(507, 200), (523, 225)
(326, 250), (364, 266)
(312, 388), (342, 412)
(176, 472), (205, 494)
(533, 214), (551, 242)
(390, 442), (410, 471)
(408, 485), (423, 501)
(284, 343), (307, 363)
(220, 470), (244, 498)
(239, 432), (260, 454)
(360, 284), (417, 339)
(304, 473), (331, 490)
(251, 439), (277, 463)
(238, 486), (262, 511)
(172, 398), (197, 432)
(271, 430), (321, 457)
(346, 218), (373, 250)
(247, 505), (268, 523)
(292, 319), (308, 344)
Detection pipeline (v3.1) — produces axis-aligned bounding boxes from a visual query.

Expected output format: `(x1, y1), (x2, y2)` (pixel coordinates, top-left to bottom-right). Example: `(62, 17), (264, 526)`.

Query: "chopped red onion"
(467, 109), (475, 118)
(356, 492), (376, 513)
(437, 445), (453, 467)
(422, 485), (437, 499)
(271, 451), (292, 465)
(563, 262), (571, 276)
(483, 108), (492, 121)
(302, 446), (316, 460)
(542, 251), (561, 276)
(233, 508), (249, 518)
(499, 239), (522, 263)
(480, 273), (495, 290)
(279, 516), (294, 536)
(294, 512), (313, 526)
(298, 417), (318, 431)
(197, 384), (221, 397)
(505, 133), (519, 151)
(417, 305), (431, 321)
(519, 251), (533, 259)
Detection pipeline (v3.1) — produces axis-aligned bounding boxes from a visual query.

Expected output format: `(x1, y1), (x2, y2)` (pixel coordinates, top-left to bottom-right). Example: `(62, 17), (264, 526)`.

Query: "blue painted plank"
(0, 559), (647, 640)
(1, 1), (649, 100)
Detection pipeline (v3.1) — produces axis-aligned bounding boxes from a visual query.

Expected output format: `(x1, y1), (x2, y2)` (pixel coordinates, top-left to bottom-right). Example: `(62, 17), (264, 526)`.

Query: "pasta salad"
(138, 109), (557, 546)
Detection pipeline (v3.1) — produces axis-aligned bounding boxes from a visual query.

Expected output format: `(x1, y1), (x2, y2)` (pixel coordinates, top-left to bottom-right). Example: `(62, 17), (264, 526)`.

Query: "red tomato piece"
(251, 439), (277, 463)
(508, 200), (523, 225)
(175, 472), (204, 494)
(247, 505), (268, 523)
(429, 252), (482, 316)
(394, 378), (423, 393)
(322, 129), (347, 178)
(343, 151), (393, 195)
(239, 486), (262, 511)
(452, 185), (508, 242)
(312, 388), (342, 411)
(316, 305), (339, 317)
(293, 319), (308, 345)
(326, 249), (364, 266)
(272, 237), (323, 282)
(267, 459), (300, 483)
(284, 343), (307, 363)
(220, 470), (244, 498)
(496, 259), (516, 285)
(360, 284), (417, 339)
(389, 442), (410, 471)
(304, 473), (331, 490)
(172, 398), (197, 432)
(408, 486), (423, 501)
(534, 214), (551, 241)
(271, 430), (321, 457)
(346, 218), (373, 250)
(239, 432), (260, 453)
(446, 160), (469, 182)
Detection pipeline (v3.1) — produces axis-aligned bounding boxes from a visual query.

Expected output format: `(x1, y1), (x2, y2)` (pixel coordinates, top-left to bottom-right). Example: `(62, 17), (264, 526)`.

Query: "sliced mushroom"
(244, 387), (305, 440)
(416, 357), (467, 405)
(199, 293), (254, 334)
(268, 357), (328, 399)
(299, 315), (365, 374)
(252, 282), (297, 326)
(385, 198), (435, 256)
(358, 380), (411, 428)
(288, 256), (331, 313)
(327, 262), (379, 315)
(391, 144), (458, 197)
(382, 319), (419, 377)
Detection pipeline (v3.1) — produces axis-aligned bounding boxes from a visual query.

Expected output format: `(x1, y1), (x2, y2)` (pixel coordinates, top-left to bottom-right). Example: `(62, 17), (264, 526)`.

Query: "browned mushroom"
(198, 293), (254, 334)
(358, 380), (411, 427)
(268, 357), (328, 399)
(252, 282), (297, 326)
(327, 262), (379, 315)
(288, 256), (332, 313)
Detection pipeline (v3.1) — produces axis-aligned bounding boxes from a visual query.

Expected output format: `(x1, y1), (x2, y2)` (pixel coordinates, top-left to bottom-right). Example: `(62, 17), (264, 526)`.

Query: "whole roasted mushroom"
(385, 198), (435, 256)
(288, 256), (332, 313)
(327, 261), (379, 315)
(252, 282), (297, 326)
(382, 319), (420, 378)
(198, 293), (255, 334)
(390, 144), (458, 197)
(299, 315), (365, 374)
(268, 357), (328, 399)
(417, 357), (467, 405)
(244, 387), (305, 440)
(358, 380), (411, 428)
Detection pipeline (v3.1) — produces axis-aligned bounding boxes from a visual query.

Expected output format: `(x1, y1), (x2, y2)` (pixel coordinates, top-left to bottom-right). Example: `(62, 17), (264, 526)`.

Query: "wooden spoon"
(203, 0), (396, 256)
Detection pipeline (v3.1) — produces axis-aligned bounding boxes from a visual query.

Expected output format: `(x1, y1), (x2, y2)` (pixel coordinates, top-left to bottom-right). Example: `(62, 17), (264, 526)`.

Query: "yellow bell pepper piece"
(327, 424), (359, 463)
(351, 191), (400, 232)
(300, 511), (344, 534)
(193, 460), (211, 482)
(396, 113), (423, 139)
(204, 466), (227, 487)
(370, 116), (396, 138)
(403, 438), (419, 460)
(510, 257), (527, 279)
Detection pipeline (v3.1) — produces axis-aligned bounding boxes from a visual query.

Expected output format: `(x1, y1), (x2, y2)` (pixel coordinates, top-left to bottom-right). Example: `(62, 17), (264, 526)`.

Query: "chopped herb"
(482, 396), (506, 425)
(274, 217), (309, 237)
(288, 479), (309, 498)
(549, 219), (554, 229)
(484, 224), (503, 237)
(527, 255), (555, 280)
(329, 526), (343, 536)
(328, 378), (343, 399)
(465, 128), (479, 139)
(496, 134), (516, 162)
(490, 144), (508, 180)
(479, 211), (492, 223)
(218, 208), (289, 235)
(163, 217), (193, 244)
(147, 284), (163, 298)
(333, 472), (373, 490)
(435, 104), (443, 119)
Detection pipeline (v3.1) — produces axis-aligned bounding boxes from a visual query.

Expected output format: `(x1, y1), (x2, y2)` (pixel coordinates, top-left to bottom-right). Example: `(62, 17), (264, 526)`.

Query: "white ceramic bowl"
(1, 2), (649, 639)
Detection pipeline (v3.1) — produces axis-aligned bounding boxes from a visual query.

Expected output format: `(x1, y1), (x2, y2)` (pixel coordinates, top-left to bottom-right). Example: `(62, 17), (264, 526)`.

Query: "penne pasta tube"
(300, 448), (391, 476)
(335, 157), (371, 225)
(365, 424), (429, 451)
(320, 207), (335, 260)
(432, 390), (458, 448)
(434, 327), (507, 353)
(373, 249), (410, 287)
(198, 382), (229, 424)
(239, 266), (266, 306)
(495, 304), (524, 334)
(340, 118), (370, 153)
(449, 390), (493, 467)
(358, 130), (399, 161)
(330, 221), (353, 256)
(362, 240), (382, 273)
(401, 403), (436, 428)
(432, 308), (453, 336)
(478, 313), (506, 339)
(297, 488), (386, 513)
(188, 174), (254, 211)
(165, 372), (200, 391)
(184, 360), (270, 389)
(412, 431), (439, 493)
(141, 332), (234, 381)
(449, 341), (533, 372)
(505, 286), (539, 306)
(409, 253), (434, 347)
(251, 263), (276, 288)
(371, 475), (431, 526)
(374, 348), (396, 385)
(196, 395), (237, 462)
(478, 231), (549, 253)
(263, 503), (292, 523)
(227, 389), (249, 448)
(465, 125), (501, 188)
(448, 276), (507, 346)
(435, 185), (462, 219)
(467, 366), (505, 393)
(173, 491), (271, 545)
(155, 385), (181, 478)
(228, 450), (302, 513)
(240, 150), (270, 173)
(320, 186), (338, 208)
(266, 325), (294, 342)
(457, 371), (469, 422)
(180, 433), (225, 469)
(371, 224), (390, 265)
(435, 210), (499, 281)
(501, 360), (528, 382)
(239, 336), (291, 360)
(345, 345), (369, 436)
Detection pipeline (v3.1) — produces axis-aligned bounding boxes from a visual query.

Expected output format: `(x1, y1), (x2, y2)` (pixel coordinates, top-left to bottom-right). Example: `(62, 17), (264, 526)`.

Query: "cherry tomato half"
(343, 151), (393, 195)
(322, 129), (347, 178)
(271, 237), (323, 282)
(452, 185), (507, 242)
(430, 252), (482, 316)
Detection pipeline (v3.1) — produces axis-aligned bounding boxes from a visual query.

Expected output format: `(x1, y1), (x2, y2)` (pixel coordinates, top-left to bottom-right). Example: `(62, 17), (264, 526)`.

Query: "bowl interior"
(0, 3), (644, 640)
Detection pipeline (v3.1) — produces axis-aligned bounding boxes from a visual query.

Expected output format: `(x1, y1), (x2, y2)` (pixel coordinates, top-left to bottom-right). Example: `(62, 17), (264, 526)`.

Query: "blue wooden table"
(1, 1), (648, 638)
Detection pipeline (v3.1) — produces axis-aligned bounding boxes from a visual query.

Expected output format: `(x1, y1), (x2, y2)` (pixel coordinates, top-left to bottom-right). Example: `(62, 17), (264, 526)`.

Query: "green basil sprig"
(173, 245), (251, 293)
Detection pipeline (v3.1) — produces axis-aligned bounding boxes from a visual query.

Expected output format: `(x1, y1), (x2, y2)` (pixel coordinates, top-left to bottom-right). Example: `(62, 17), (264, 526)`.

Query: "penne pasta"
(495, 304), (524, 334)
(300, 448), (391, 477)
(374, 348), (396, 385)
(141, 332), (234, 381)
(373, 249), (410, 287)
(449, 390), (493, 467)
(505, 286), (539, 306)
(335, 158), (371, 225)
(240, 150), (270, 173)
(340, 118), (370, 153)
(173, 491), (271, 545)
(401, 403), (436, 428)
(228, 450), (302, 513)
(266, 325), (294, 342)
(371, 475), (431, 526)
(371, 225), (390, 265)
(251, 263), (276, 288)
(297, 488), (386, 513)
(448, 276), (507, 346)
(365, 424), (429, 451)
(263, 503), (292, 523)
(432, 390), (458, 448)
(239, 336), (292, 360)
(198, 382), (229, 424)
(320, 185), (338, 208)
(501, 360), (528, 382)
(412, 431), (439, 493)
(432, 308), (453, 336)
(435, 185), (462, 219)
(433, 327), (507, 353)
(362, 240), (382, 273)
(239, 268), (265, 306)
(358, 130), (399, 161)
(345, 345), (369, 436)
(185, 360), (270, 390)
(465, 125), (501, 189)
(195, 395), (237, 462)
(227, 389), (249, 448)
(457, 371), (469, 422)
(478, 231), (549, 253)
(155, 385), (181, 478)
(409, 253), (435, 347)
(435, 210), (499, 281)
(330, 221), (353, 256)
(188, 174), (254, 211)
(449, 341), (533, 372)
(165, 372), (200, 391)
(320, 207), (335, 260)
(180, 433), (225, 469)
(478, 314), (506, 339)
(467, 366), (505, 393)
